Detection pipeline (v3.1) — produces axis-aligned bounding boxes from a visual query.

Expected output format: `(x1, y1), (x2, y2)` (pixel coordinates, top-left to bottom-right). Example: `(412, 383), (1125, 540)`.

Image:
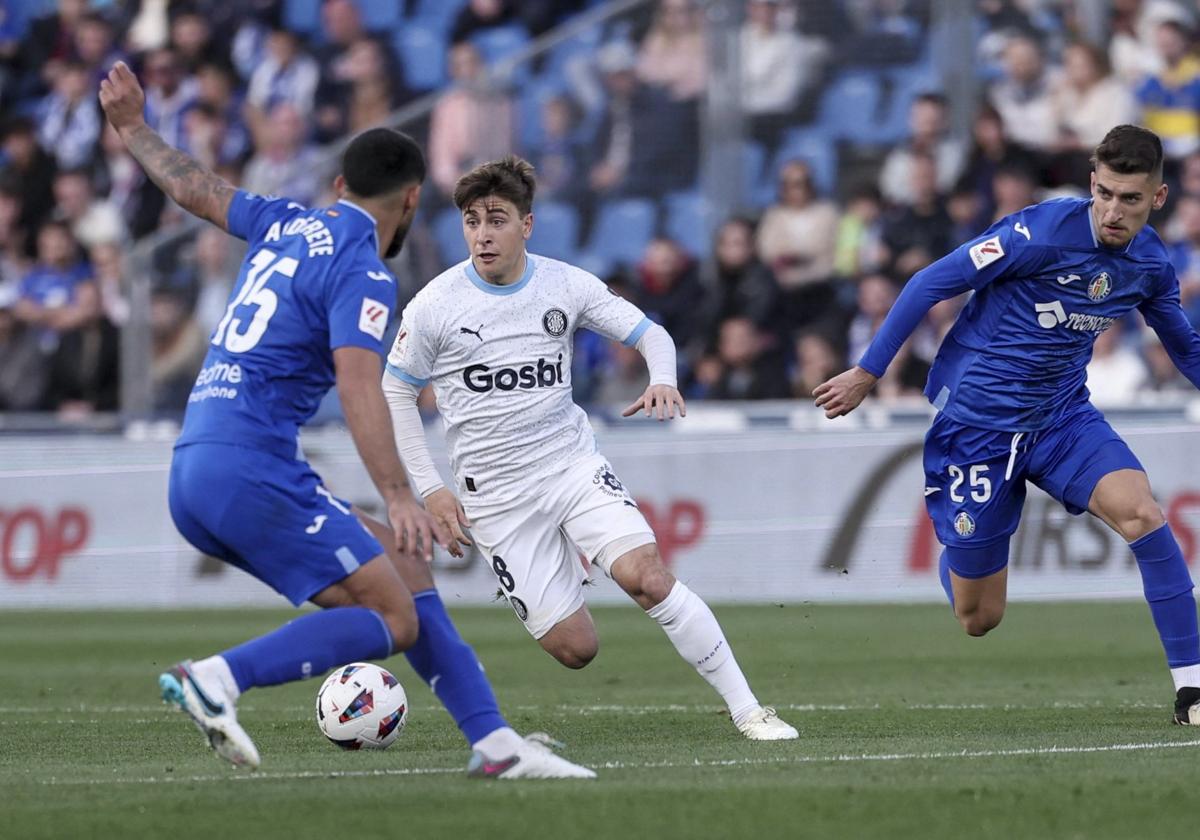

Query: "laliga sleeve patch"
(968, 235), (1005, 270)
(358, 299), (390, 341)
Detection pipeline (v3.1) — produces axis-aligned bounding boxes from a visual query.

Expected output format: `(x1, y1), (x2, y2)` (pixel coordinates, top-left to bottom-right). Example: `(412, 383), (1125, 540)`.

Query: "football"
(315, 662), (408, 750)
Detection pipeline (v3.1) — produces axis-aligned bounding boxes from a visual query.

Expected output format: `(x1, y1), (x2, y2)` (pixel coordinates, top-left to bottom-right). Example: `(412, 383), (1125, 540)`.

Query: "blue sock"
(938, 550), (955, 609)
(404, 589), (507, 745)
(222, 607), (393, 692)
(1131, 524), (1200, 668)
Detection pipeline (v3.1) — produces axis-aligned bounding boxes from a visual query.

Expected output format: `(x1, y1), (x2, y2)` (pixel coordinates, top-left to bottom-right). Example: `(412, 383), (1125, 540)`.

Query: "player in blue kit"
(815, 125), (1200, 726)
(99, 61), (593, 778)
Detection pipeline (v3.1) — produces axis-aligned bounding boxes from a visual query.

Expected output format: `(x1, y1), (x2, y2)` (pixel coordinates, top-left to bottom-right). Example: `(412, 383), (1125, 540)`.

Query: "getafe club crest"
(1087, 272), (1113, 301)
(953, 511), (976, 538)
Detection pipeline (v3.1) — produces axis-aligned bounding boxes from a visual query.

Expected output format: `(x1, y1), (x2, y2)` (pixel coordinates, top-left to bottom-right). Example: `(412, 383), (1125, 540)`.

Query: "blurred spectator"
(340, 38), (409, 138)
(1087, 322), (1148, 405)
(2, 118), (56, 248)
(0, 187), (26, 290)
(947, 179), (986, 246)
(586, 41), (696, 201)
(989, 33), (1059, 153)
(193, 63), (250, 165)
(740, 0), (828, 148)
(1109, 0), (1196, 85)
(37, 61), (100, 170)
(1136, 20), (1200, 162)
(517, 0), (586, 37)
(242, 103), (323, 207)
(1167, 193), (1200, 326)
(1143, 331), (1191, 392)
(16, 0), (89, 101)
(170, 9), (228, 75)
(834, 184), (885, 278)
(451, 0), (518, 46)
(143, 48), (199, 151)
(961, 105), (1036, 219)
(531, 95), (585, 207)
(756, 159), (840, 327)
(880, 152), (953, 279)
(0, 287), (46, 411)
(52, 169), (127, 249)
(245, 27), (319, 144)
(991, 163), (1038, 221)
(189, 226), (242, 335)
(88, 241), (129, 327)
(429, 42), (514, 198)
(1052, 41), (1137, 152)
(150, 286), (208, 412)
(94, 122), (166, 241)
(313, 0), (411, 143)
(74, 12), (124, 86)
(635, 237), (704, 352)
(879, 93), (966, 207)
(692, 316), (789, 400)
(839, 0), (926, 67)
(706, 217), (783, 342)
(789, 330), (842, 399)
(14, 220), (97, 349)
(636, 0), (706, 102)
(846, 272), (900, 365)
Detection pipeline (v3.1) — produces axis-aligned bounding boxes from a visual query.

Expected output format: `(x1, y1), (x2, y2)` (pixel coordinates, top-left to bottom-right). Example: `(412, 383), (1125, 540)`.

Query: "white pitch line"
(0, 700), (1161, 715)
(33, 738), (1200, 787)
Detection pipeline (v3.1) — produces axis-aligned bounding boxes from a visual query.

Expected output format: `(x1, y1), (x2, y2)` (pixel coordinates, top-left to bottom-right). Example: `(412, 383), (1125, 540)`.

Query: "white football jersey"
(385, 254), (650, 507)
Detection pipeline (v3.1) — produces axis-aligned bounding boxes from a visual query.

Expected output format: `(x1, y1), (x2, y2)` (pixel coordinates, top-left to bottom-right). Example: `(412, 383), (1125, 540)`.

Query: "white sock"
(646, 581), (759, 724)
(1171, 664), (1200, 692)
(471, 726), (524, 761)
(191, 655), (241, 702)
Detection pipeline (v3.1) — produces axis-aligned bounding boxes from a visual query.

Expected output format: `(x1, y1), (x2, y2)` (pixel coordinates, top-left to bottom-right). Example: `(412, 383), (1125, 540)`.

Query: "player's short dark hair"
(1092, 125), (1164, 181)
(341, 128), (426, 198)
(453, 156), (537, 216)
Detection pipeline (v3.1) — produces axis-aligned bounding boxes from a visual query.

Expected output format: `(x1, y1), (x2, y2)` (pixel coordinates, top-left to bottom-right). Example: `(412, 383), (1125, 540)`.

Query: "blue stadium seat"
(874, 64), (943, 144)
(472, 24), (532, 82)
(741, 141), (766, 202)
(432, 206), (466, 266)
(517, 78), (568, 153)
(527, 202), (581, 262)
(817, 72), (884, 144)
(394, 24), (447, 92)
(356, 0), (401, 33)
(664, 191), (710, 258)
(412, 0), (468, 34)
(283, 0), (322, 35)
(582, 199), (656, 268)
(767, 129), (838, 199)
(545, 24), (604, 76)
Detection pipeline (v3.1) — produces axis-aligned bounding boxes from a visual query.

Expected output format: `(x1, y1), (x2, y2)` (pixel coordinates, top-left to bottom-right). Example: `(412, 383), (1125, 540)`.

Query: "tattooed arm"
(98, 61), (235, 232)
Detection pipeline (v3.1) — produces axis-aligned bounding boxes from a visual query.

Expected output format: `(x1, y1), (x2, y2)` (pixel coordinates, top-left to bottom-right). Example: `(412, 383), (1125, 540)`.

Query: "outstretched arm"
(815, 254), (971, 418)
(622, 321), (687, 421)
(1141, 269), (1200, 390)
(98, 61), (235, 232)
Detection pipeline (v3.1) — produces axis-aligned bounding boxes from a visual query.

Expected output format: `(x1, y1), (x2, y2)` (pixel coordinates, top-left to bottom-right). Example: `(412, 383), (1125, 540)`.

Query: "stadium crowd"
(1, 0), (1200, 418)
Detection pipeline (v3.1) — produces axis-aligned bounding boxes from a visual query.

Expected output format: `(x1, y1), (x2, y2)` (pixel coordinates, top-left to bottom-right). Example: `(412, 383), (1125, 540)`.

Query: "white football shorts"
(465, 453), (655, 639)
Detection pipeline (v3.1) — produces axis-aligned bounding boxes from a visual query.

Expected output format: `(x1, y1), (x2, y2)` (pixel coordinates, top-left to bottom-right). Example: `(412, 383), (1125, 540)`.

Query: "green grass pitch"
(2, 602), (1198, 839)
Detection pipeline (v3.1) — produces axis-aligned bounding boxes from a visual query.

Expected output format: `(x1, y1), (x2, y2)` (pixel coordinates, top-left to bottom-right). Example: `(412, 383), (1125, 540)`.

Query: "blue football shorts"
(168, 442), (384, 605)
(923, 402), (1143, 577)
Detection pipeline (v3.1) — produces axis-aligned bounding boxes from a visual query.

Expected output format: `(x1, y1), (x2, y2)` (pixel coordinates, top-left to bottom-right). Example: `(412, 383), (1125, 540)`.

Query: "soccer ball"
(315, 662), (408, 750)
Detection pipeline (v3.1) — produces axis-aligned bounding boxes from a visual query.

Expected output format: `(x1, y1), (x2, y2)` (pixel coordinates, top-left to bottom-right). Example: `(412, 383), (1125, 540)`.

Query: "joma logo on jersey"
(463, 355), (565, 393)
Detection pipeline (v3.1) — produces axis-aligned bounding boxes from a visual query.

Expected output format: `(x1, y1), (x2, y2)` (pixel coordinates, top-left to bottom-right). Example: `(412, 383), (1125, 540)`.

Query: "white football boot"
(736, 706), (799, 741)
(467, 732), (596, 780)
(159, 661), (261, 768)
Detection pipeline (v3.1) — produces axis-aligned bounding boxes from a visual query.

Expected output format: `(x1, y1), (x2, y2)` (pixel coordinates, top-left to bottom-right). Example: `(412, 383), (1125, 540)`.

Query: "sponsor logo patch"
(968, 235), (1005, 270)
(358, 299), (390, 340)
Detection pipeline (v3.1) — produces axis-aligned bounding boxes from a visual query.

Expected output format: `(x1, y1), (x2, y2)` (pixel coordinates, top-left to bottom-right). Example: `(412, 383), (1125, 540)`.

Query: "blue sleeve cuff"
(622, 317), (652, 347)
(384, 363), (430, 388)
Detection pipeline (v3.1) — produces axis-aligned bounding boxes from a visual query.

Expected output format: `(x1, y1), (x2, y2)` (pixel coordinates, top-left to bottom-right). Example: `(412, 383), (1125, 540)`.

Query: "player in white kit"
(382, 157), (796, 740)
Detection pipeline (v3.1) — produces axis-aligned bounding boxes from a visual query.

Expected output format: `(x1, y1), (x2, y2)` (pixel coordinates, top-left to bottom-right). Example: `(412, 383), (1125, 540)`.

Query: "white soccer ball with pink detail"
(316, 662), (408, 750)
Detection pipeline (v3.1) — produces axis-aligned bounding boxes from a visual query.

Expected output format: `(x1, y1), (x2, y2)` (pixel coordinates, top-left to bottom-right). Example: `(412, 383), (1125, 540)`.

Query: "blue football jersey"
(928, 197), (1194, 431)
(176, 192), (396, 457)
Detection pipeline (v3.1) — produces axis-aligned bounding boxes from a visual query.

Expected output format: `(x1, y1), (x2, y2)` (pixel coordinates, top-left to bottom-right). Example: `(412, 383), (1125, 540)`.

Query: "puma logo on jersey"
(305, 515), (328, 534)
(460, 324), (485, 342)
